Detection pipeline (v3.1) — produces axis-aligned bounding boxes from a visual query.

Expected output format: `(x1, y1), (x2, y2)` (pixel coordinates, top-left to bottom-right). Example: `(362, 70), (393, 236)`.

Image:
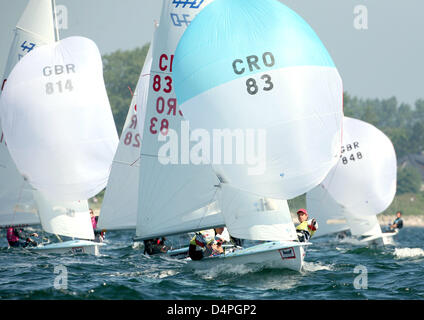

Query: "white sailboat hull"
(187, 241), (309, 272)
(28, 239), (105, 256)
(360, 229), (398, 247)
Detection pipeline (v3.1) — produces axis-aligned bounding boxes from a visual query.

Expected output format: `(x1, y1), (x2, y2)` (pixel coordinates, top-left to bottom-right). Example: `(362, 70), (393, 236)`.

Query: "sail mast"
(51, 0), (59, 41)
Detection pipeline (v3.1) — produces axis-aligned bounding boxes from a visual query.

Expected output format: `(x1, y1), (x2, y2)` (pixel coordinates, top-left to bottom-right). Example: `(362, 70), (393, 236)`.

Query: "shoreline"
(290, 213), (424, 227)
(378, 214), (424, 227)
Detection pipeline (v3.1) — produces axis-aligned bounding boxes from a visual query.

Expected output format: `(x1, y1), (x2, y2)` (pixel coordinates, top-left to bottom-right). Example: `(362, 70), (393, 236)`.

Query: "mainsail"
(135, 0), (225, 240)
(173, 0), (343, 200)
(34, 191), (94, 240)
(98, 44), (153, 230)
(306, 184), (350, 238)
(219, 184), (297, 241)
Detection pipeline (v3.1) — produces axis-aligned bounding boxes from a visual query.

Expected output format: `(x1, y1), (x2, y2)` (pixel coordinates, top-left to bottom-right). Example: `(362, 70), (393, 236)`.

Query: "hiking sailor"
(295, 208), (318, 242)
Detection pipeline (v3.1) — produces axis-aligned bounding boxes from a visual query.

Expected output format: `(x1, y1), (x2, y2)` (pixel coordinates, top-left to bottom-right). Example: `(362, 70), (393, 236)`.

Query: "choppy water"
(0, 227), (423, 300)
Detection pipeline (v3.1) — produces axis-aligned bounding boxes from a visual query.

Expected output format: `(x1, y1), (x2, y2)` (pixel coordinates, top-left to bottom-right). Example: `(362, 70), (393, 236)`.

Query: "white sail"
(0, 0), (56, 226)
(173, 0), (343, 199)
(219, 184), (297, 241)
(306, 184), (350, 238)
(345, 213), (382, 238)
(98, 45), (153, 230)
(0, 36), (119, 201)
(321, 117), (397, 216)
(33, 191), (94, 240)
(2, 0), (56, 86)
(0, 183), (39, 227)
(135, 0), (224, 240)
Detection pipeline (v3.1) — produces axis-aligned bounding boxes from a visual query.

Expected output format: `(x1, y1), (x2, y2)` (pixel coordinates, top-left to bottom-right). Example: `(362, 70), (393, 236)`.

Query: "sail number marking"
(149, 53), (183, 136)
(340, 142), (363, 165)
(20, 41), (35, 53)
(172, 0), (204, 9)
(123, 115), (141, 148)
(232, 52), (275, 95)
(43, 64), (76, 95)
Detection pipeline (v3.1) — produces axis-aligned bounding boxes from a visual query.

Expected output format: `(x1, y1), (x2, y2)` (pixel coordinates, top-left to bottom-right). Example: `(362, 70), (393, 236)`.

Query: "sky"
(0, 0), (423, 106)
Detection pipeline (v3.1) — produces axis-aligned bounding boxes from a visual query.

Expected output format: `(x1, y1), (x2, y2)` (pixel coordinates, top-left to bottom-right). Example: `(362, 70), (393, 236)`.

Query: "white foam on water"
(302, 261), (335, 273)
(194, 263), (260, 280)
(393, 247), (424, 259)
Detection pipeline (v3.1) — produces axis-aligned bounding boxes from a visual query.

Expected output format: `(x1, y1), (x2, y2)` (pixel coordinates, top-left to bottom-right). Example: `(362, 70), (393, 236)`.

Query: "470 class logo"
(172, 0), (204, 9)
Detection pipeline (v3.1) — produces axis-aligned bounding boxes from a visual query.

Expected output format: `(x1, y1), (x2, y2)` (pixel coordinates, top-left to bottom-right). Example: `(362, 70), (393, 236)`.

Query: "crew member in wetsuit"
(295, 208), (318, 242)
(6, 227), (38, 248)
(389, 211), (404, 231)
(143, 237), (169, 255)
(188, 229), (216, 261)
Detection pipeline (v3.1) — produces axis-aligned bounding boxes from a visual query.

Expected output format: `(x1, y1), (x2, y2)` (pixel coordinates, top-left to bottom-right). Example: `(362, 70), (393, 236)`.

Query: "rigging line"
(196, 184), (221, 231)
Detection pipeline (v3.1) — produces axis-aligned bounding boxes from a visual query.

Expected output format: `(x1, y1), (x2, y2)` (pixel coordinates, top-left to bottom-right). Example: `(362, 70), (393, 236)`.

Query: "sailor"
(90, 208), (105, 242)
(188, 229), (217, 260)
(295, 208), (318, 242)
(389, 211), (403, 232)
(143, 237), (169, 255)
(6, 227), (38, 248)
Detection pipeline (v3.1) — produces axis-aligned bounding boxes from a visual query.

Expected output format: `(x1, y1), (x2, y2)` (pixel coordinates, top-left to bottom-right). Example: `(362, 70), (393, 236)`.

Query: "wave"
(393, 247), (424, 259)
(302, 261), (335, 272)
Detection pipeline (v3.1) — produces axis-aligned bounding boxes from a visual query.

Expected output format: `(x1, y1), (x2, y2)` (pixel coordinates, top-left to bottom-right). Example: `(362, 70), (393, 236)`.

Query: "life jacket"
(296, 219), (318, 240)
(190, 229), (215, 249)
(7, 228), (19, 243)
(91, 216), (97, 230)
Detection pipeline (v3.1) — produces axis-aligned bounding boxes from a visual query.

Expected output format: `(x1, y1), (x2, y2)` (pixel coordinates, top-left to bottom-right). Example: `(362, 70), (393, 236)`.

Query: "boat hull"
(359, 229), (398, 247)
(187, 241), (309, 272)
(28, 240), (105, 256)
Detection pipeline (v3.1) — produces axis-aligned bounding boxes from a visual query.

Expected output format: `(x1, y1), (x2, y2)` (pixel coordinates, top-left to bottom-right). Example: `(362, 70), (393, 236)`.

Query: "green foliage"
(397, 166), (423, 195)
(102, 44), (150, 136)
(382, 192), (424, 216)
(343, 94), (424, 159)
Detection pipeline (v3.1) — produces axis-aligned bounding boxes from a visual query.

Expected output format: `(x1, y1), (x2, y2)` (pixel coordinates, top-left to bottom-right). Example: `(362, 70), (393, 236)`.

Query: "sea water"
(0, 227), (423, 300)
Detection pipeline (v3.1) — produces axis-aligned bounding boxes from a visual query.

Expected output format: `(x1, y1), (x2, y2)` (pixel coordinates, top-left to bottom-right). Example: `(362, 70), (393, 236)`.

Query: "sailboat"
(0, 0), (118, 254)
(171, 0), (343, 271)
(99, 11), (224, 251)
(133, 0), (227, 251)
(306, 116), (398, 246)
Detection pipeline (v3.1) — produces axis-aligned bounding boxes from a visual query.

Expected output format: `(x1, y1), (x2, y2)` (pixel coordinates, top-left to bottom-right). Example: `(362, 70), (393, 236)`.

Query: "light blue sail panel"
(173, 0), (336, 104)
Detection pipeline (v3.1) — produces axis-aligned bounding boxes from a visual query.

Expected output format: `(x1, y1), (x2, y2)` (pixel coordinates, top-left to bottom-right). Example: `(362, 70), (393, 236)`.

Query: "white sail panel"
(98, 46), (153, 230)
(219, 184), (297, 241)
(306, 184), (350, 238)
(34, 191), (94, 240)
(0, 36), (119, 201)
(136, 0), (222, 239)
(345, 213), (382, 238)
(322, 117), (397, 216)
(173, 0), (343, 199)
(2, 0), (55, 84)
(0, 0), (56, 225)
(136, 197), (224, 240)
(0, 178), (39, 227)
